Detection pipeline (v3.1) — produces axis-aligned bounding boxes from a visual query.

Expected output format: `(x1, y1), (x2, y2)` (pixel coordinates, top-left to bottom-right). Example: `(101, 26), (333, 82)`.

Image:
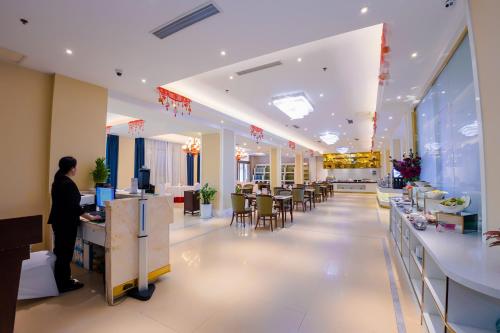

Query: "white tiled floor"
(15, 193), (424, 333)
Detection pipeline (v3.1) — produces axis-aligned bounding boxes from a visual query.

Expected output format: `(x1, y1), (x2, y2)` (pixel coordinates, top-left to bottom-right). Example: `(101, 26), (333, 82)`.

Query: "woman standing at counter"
(48, 156), (98, 293)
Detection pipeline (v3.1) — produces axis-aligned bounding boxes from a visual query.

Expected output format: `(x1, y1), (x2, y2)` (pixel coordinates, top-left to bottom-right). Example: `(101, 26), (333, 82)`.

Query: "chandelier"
(157, 87), (192, 117)
(128, 120), (144, 136)
(250, 125), (264, 144)
(182, 137), (200, 156)
(235, 146), (248, 161)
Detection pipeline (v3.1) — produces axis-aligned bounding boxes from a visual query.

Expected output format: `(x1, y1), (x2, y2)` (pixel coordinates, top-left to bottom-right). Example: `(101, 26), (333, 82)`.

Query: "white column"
(467, 0), (500, 232)
(270, 147), (282, 189)
(308, 156), (317, 182)
(220, 129), (235, 216)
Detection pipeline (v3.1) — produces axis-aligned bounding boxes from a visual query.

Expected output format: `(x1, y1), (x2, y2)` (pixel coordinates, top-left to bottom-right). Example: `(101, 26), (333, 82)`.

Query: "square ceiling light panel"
(320, 133), (339, 145)
(272, 93), (314, 120)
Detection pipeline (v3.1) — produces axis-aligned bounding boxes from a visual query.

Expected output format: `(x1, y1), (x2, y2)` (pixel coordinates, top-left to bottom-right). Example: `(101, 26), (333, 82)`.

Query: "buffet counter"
(390, 199), (500, 332)
(331, 181), (377, 193)
(376, 186), (403, 207)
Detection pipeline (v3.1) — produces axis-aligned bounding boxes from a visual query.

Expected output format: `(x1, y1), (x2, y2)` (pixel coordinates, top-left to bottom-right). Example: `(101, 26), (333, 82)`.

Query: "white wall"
(327, 168), (380, 181)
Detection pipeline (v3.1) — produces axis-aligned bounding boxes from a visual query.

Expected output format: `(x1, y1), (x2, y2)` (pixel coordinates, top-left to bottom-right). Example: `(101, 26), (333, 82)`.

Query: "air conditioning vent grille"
(152, 3), (220, 39)
(236, 61), (282, 76)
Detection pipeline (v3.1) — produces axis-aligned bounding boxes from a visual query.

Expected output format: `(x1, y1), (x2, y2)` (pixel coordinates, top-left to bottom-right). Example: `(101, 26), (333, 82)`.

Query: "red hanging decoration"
(128, 119), (145, 136)
(106, 125), (112, 134)
(250, 125), (264, 144)
(288, 141), (296, 150)
(378, 23), (391, 86)
(306, 149), (315, 157)
(157, 87), (192, 117)
(370, 112), (377, 152)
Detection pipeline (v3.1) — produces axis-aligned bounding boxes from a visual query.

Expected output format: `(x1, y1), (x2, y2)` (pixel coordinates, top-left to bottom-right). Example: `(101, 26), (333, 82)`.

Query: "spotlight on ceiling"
(320, 133), (339, 145)
(220, 50), (226, 56)
(271, 92), (314, 120)
(360, 7), (368, 14)
(65, 49), (73, 55)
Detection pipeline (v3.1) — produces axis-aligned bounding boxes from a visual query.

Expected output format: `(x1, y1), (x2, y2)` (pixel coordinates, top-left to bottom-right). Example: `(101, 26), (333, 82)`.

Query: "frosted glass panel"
(416, 35), (481, 217)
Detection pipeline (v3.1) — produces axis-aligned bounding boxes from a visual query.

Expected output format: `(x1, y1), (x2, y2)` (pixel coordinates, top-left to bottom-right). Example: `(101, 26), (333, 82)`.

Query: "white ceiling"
(0, 0), (466, 152)
(165, 24), (382, 153)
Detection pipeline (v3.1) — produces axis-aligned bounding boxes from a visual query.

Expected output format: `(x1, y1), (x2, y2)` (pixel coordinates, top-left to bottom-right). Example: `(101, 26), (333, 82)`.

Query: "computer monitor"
(96, 187), (115, 208)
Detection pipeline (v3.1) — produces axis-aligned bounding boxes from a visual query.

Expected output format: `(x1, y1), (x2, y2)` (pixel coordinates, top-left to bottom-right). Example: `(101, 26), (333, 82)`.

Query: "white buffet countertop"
(391, 198), (500, 298)
(332, 181), (377, 193)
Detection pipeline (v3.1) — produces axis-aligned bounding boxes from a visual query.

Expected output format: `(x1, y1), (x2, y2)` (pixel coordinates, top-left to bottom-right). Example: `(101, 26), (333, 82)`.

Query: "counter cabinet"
(390, 201), (500, 333)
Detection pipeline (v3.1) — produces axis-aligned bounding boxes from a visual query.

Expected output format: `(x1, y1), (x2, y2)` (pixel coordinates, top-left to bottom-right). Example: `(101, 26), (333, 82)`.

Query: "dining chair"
(314, 185), (323, 203)
(273, 187), (284, 196)
(230, 193), (253, 227)
(292, 188), (306, 212)
(255, 195), (278, 231)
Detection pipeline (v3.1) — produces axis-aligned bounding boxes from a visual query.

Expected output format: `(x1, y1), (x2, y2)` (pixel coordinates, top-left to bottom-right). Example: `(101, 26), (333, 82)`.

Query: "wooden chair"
(230, 193), (253, 226)
(295, 184), (305, 189)
(292, 188), (306, 212)
(255, 195), (278, 231)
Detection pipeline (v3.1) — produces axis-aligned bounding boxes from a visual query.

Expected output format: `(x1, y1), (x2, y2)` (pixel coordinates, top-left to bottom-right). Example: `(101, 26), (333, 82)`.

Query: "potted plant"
(90, 157), (110, 187)
(200, 183), (217, 219)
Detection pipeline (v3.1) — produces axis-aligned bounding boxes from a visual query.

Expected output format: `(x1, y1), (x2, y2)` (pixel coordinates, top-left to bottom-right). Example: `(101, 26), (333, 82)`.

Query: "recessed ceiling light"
(141, 79), (147, 83)
(65, 49), (73, 55)
(243, 142), (247, 146)
(381, 136), (385, 139)
(319, 93), (324, 98)
(331, 112), (335, 116)
(338, 124), (342, 128)
(411, 52), (418, 58)
(441, 90), (446, 94)
(360, 7), (368, 14)
(220, 50), (226, 56)
(220, 120), (224, 124)
(297, 57), (302, 62)
(229, 75), (234, 80)
(397, 96), (402, 100)
(272, 92), (313, 120)
(304, 128), (308, 131)
(384, 128), (388, 132)
(267, 102), (272, 106)
(388, 116), (393, 120)
(343, 132), (346, 135)
(320, 133), (339, 145)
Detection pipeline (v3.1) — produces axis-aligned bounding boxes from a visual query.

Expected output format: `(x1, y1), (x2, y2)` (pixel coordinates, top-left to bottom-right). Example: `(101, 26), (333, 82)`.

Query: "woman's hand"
(81, 213), (98, 221)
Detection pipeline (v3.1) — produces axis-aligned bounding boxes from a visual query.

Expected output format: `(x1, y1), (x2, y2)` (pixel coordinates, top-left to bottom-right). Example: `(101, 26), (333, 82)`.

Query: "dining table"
(244, 193), (293, 228)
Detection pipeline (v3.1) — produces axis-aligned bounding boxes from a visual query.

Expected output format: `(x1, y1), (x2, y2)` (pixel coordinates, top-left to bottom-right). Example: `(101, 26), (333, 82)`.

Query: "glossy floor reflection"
(15, 193), (424, 333)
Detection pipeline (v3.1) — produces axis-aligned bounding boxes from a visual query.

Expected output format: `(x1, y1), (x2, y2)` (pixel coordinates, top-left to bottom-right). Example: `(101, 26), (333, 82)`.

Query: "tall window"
(237, 161), (250, 182)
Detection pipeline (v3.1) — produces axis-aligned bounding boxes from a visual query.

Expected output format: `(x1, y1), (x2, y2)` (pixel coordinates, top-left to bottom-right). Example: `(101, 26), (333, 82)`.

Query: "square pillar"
(269, 147), (281, 189)
(294, 152), (304, 184)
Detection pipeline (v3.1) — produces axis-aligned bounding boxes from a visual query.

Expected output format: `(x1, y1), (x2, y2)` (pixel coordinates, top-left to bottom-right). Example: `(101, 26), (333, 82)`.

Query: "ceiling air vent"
(236, 61), (282, 76)
(346, 119), (354, 124)
(292, 124), (300, 129)
(152, 3), (220, 39)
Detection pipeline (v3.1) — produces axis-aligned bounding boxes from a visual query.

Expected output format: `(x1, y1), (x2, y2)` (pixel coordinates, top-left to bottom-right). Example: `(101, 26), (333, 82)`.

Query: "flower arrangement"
(391, 149), (421, 183)
(484, 230), (500, 247)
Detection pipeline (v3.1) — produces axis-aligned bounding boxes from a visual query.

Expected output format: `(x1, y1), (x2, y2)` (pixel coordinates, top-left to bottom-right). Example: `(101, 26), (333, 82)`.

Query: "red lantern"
(288, 141), (296, 150)
(378, 23), (390, 86)
(157, 87), (192, 117)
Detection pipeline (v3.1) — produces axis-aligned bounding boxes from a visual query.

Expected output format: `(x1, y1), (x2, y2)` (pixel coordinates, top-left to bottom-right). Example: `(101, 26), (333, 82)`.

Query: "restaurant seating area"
(232, 182), (334, 231)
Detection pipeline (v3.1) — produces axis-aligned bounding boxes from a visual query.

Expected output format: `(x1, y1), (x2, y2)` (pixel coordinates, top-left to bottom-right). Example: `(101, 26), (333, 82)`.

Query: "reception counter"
(79, 194), (174, 305)
(331, 181), (377, 193)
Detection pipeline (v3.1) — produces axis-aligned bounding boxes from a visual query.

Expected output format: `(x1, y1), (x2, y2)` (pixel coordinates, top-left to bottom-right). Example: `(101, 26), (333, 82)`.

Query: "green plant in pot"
(90, 157), (110, 187)
(200, 183), (217, 219)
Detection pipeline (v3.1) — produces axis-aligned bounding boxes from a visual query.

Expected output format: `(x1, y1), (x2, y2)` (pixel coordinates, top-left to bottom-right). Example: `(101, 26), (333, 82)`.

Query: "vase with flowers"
(391, 149), (422, 184)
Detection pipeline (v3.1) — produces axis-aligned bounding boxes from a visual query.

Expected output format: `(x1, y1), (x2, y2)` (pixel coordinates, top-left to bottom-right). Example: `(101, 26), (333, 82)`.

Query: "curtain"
(186, 154), (194, 186)
(105, 134), (119, 188)
(144, 139), (167, 186)
(134, 138), (145, 178)
(197, 153), (201, 184)
(144, 139), (188, 186)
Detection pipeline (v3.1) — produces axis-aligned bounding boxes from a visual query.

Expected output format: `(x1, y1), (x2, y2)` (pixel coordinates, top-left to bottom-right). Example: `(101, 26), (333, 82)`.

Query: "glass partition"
(416, 34), (482, 217)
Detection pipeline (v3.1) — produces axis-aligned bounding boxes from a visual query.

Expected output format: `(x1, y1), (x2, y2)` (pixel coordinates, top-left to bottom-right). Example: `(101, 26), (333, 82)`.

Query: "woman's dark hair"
(55, 156), (77, 178)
